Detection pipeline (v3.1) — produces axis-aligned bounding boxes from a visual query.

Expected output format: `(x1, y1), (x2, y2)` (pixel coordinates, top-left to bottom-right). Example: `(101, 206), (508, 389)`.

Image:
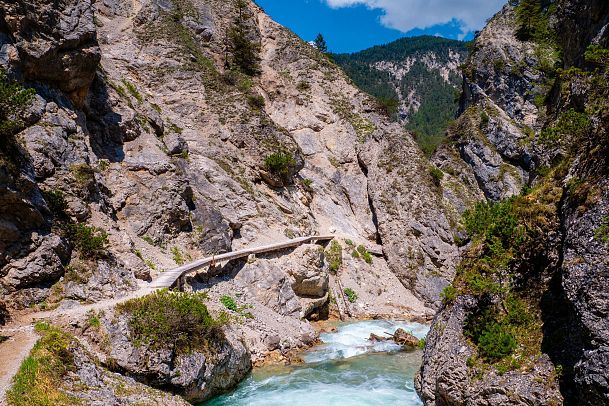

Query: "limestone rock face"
(103, 313), (251, 403)
(416, 296), (563, 406)
(0, 0), (101, 92)
(420, 1), (609, 405)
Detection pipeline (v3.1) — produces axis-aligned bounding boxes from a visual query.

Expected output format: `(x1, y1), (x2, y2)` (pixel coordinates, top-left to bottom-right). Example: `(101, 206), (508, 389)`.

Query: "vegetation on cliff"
(116, 289), (227, 354)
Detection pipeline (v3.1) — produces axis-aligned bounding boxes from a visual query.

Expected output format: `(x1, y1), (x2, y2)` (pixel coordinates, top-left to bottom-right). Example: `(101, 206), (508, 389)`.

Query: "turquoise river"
(204, 320), (429, 406)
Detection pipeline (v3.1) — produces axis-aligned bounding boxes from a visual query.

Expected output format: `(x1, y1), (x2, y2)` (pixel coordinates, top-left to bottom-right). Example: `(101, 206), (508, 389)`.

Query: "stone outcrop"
(101, 313), (251, 403)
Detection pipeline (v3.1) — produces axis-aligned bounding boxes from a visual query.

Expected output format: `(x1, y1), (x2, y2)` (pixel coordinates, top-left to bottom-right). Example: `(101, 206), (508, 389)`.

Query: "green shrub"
(480, 111), (490, 127)
(417, 338), (426, 349)
(69, 163), (96, 187)
(355, 245), (373, 264)
(540, 109), (592, 144)
(376, 96), (399, 118)
(296, 81), (311, 92)
(6, 324), (77, 406)
(584, 44), (609, 66)
(41, 190), (68, 219)
(344, 288), (357, 303)
(344, 239), (354, 247)
(325, 240), (342, 273)
(594, 216), (609, 244)
(463, 198), (521, 246)
(0, 67), (35, 138)
(504, 295), (533, 325)
(171, 246), (185, 265)
(264, 151), (295, 176)
(121, 79), (143, 103)
(220, 295), (238, 312)
(478, 323), (517, 360)
(66, 223), (108, 259)
(429, 166), (444, 186)
(247, 94), (265, 110)
(440, 284), (457, 304)
(302, 178), (313, 190)
(116, 289), (223, 354)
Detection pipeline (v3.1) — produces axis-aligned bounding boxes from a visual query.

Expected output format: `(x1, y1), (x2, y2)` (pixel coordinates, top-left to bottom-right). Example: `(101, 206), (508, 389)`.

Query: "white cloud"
(323, 0), (505, 38)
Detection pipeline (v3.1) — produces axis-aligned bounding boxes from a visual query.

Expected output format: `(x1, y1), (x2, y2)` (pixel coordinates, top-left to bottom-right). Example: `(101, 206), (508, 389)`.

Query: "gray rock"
(0, 0), (101, 92)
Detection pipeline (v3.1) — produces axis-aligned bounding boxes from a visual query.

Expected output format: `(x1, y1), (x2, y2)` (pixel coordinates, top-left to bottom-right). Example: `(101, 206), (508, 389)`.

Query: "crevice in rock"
(357, 153), (383, 247)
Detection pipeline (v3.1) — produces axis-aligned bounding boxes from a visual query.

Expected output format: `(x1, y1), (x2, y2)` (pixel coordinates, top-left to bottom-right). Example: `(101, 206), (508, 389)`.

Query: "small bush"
(440, 284), (457, 304)
(429, 166), (444, 186)
(0, 67), (36, 138)
(121, 79), (143, 103)
(325, 240), (342, 273)
(302, 178), (313, 190)
(595, 216), (609, 244)
(344, 288), (357, 303)
(220, 295), (238, 312)
(116, 289), (222, 354)
(41, 190), (68, 218)
(356, 245), (373, 264)
(584, 44), (609, 66)
(417, 338), (426, 349)
(296, 81), (311, 92)
(264, 151), (295, 176)
(247, 94), (265, 110)
(480, 111), (490, 126)
(478, 323), (517, 360)
(66, 223), (108, 259)
(70, 163), (96, 187)
(344, 239), (354, 247)
(171, 246), (185, 265)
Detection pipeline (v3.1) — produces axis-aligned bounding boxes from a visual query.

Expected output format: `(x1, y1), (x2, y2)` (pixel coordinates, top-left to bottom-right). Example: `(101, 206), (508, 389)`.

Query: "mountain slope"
(333, 36), (468, 154)
(0, 0), (460, 402)
(418, 1), (609, 405)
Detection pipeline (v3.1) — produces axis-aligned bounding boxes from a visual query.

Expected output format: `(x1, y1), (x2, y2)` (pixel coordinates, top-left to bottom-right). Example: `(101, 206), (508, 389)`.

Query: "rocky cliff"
(0, 0), (462, 402)
(418, 0), (609, 405)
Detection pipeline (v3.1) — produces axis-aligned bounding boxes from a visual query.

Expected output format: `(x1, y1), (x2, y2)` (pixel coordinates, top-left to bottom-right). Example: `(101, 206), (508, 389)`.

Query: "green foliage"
(314, 33), (328, 53)
(87, 312), (101, 329)
(264, 151), (295, 176)
(142, 235), (155, 246)
(116, 289), (223, 354)
(171, 246), (186, 265)
(429, 166), (444, 186)
(247, 94), (265, 110)
(332, 36), (467, 155)
(355, 245), (373, 264)
(41, 190), (68, 219)
(121, 79), (143, 103)
(69, 163), (96, 187)
(0, 68), (35, 138)
(66, 223), (109, 260)
(344, 288), (357, 303)
(463, 198), (522, 246)
(302, 178), (313, 190)
(584, 44), (609, 66)
(376, 96), (399, 118)
(515, 0), (543, 41)
(540, 109), (592, 144)
(594, 216), (609, 244)
(227, 0), (260, 76)
(440, 284), (457, 304)
(477, 323), (517, 361)
(7, 324), (78, 406)
(220, 295), (238, 311)
(325, 240), (343, 273)
(296, 81), (311, 92)
(417, 337), (426, 349)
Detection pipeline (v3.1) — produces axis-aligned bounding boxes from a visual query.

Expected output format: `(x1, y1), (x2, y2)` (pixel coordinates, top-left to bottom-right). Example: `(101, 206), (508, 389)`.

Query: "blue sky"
(256, 0), (505, 53)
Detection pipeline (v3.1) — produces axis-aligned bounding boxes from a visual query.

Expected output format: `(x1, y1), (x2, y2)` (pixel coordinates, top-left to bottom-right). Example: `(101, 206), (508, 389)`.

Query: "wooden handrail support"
(150, 235), (334, 289)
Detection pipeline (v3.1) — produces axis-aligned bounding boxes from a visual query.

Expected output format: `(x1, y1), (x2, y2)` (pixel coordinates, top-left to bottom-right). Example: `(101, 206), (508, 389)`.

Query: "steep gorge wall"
(419, 1), (609, 405)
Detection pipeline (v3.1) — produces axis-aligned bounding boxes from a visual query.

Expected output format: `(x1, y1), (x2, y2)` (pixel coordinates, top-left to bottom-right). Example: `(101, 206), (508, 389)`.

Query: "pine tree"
(227, 0), (260, 76)
(314, 33), (328, 53)
(515, 0), (542, 41)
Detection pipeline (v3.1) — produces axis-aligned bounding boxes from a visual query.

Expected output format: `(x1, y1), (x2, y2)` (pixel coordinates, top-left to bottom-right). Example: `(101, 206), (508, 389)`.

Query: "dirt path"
(0, 326), (37, 404)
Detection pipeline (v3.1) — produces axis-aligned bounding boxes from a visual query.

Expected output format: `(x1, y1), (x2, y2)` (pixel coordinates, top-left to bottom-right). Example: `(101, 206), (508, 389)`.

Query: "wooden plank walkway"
(150, 235), (334, 288)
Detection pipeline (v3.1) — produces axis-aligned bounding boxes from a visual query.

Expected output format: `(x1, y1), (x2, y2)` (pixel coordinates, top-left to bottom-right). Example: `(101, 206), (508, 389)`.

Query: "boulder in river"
(393, 328), (420, 348)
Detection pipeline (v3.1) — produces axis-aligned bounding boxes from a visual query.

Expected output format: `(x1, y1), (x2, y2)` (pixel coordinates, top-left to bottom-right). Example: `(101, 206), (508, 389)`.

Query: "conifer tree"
(314, 33), (328, 53)
(227, 0), (260, 76)
(516, 0), (542, 41)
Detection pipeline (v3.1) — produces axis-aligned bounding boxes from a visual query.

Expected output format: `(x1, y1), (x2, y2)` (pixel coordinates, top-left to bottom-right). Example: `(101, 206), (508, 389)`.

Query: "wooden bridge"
(150, 235), (334, 289)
